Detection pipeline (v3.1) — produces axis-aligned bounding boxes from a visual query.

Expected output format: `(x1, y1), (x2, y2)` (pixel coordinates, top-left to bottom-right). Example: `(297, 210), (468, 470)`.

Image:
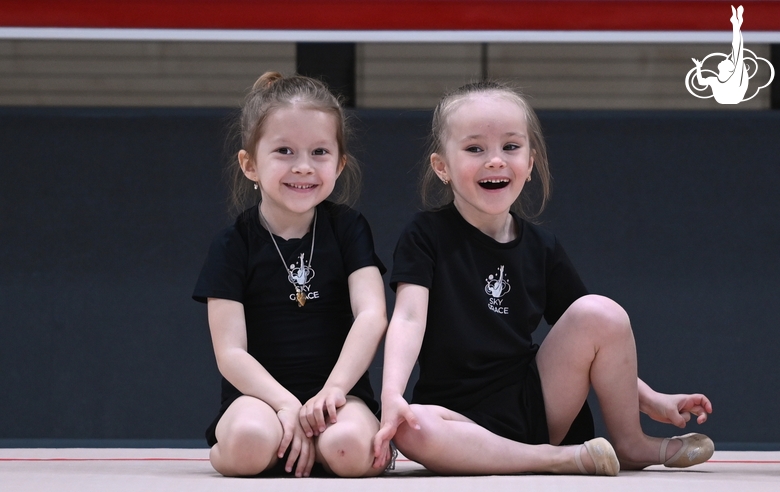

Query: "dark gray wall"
(1, 107), (778, 447)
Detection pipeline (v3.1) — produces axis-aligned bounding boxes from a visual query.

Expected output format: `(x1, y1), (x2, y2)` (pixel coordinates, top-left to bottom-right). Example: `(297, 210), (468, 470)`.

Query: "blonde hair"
(421, 80), (551, 220)
(228, 71), (360, 213)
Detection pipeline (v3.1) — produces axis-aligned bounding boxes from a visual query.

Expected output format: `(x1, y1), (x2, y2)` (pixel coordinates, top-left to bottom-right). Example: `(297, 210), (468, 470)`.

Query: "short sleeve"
(331, 205), (387, 277)
(543, 237), (588, 325)
(389, 215), (437, 291)
(192, 226), (248, 304)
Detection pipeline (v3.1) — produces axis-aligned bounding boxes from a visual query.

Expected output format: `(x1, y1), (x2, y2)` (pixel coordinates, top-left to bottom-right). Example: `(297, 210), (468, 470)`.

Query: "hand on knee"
(393, 405), (439, 460)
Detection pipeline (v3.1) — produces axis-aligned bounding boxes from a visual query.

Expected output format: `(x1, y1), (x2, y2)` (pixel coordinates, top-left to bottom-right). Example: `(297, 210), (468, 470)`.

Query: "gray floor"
(2, 448), (779, 492)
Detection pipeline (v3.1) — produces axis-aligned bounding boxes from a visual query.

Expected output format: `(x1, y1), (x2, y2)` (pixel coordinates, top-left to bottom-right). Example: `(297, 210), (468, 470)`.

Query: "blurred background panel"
(0, 39), (772, 109)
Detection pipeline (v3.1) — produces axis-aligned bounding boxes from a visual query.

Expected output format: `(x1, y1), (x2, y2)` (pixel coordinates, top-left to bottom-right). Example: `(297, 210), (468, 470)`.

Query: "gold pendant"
(295, 288), (306, 307)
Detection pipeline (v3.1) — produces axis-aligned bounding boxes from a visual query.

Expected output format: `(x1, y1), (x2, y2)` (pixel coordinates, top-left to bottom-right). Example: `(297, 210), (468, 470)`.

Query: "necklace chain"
(258, 206), (317, 307)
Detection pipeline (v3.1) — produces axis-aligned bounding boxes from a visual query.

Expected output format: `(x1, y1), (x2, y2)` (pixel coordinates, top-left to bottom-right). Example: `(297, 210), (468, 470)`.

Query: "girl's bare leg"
(393, 404), (597, 475)
(315, 396), (385, 477)
(536, 294), (681, 469)
(209, 396), (282, 476)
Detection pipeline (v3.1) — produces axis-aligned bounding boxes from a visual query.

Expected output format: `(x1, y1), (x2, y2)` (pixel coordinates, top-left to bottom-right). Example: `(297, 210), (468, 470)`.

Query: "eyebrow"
(460, 132), (527, 141)
(267, 137), (336, 146)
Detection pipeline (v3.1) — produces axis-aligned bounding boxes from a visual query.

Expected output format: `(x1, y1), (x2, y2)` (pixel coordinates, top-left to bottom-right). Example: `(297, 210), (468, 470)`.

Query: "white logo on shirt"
(287, 253), (320, 301)
(485, 265), (510, 314)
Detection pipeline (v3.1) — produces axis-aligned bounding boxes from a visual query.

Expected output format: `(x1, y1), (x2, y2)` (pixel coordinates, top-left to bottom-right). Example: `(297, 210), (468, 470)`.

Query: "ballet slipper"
(574, 437), (620, 476)
(661, 433), (714, 468)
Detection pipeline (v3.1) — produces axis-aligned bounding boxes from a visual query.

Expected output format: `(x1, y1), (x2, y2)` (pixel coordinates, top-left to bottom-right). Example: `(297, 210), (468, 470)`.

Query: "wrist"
(321, 382), (347, 394)
(381, 389), (405, 403)
(275, 399), (302, 413)
(637, 390), (658, 414)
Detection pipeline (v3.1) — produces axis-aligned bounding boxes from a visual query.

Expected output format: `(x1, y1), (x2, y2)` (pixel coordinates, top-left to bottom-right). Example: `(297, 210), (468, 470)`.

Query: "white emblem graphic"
(288, 253), (315, 287)
(685, 5), (774, 104)
(485, 265), (510, 298)
(485, 265), (510, 314)
(287, 253), (320, 302)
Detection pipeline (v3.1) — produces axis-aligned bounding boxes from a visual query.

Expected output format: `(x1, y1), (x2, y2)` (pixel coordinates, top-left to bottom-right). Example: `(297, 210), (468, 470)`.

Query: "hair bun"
(253, 71), (284, 91)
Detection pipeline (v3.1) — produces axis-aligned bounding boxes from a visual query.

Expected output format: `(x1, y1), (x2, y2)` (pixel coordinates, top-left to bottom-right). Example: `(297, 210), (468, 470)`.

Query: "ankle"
(549, 445), (584, 474)
(615, 436), (680, 469)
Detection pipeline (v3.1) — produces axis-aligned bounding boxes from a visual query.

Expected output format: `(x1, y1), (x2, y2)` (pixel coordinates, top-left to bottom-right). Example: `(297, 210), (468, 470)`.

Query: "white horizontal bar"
(1, 27), (780, 44)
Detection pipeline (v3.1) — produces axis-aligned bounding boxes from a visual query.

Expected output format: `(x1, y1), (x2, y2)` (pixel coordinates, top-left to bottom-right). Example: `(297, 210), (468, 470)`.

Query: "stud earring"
(254, 183), (259, 190)
(441, 178), (449, 185)
(526, 176), (531, 183)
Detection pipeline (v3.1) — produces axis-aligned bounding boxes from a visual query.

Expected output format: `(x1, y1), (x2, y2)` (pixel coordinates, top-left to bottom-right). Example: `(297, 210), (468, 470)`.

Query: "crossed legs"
(209, 395), (381, 477)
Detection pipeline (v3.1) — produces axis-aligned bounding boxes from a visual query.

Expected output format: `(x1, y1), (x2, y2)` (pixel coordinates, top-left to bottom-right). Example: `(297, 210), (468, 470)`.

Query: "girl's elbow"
(213, 348), (244, 375)
(355, 304), (388, 324)
(367, 310), (389, 334)
(353, 310), (389, 341)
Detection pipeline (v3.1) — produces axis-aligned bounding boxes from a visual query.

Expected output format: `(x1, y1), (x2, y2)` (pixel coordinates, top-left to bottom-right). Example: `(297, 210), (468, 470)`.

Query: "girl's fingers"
(382, 443), (391, 468)
(305, 440), (316, 477)
(300, 402), (325, 437)
(373, 422), (395, 458)
(307, 413), (320, 436)
(277, 423), (293, 458)
(294, 439), (309, 477)
(327, 397), (338, 425)
(371, 438), (390, 469)
(285, 435), (302, 473)
(696, 395), (713, 413)
(688, 404), (708, 424)
(314, 404), (326, 433)
(374, 445), (388, 469)
(403, 407), (421, 430)
(295, 437), (315, 477)
(299, 410), (315, 438)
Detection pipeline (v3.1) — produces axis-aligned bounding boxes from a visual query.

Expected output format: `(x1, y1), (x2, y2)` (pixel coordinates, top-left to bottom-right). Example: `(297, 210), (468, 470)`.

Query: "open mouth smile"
(478, 179), (510, 190)
(285, 183), (317, 190)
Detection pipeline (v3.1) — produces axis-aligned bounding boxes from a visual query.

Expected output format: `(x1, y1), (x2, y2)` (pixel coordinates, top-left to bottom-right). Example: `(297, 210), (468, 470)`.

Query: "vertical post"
(296, 43), (357, 107)
(771, 44), (780, 109)
(481, 43), (489, 80)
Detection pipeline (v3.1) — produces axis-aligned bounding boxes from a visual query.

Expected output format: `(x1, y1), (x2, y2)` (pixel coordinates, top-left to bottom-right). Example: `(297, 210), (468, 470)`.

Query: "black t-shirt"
(193, 201), (385, 410)
(391, 203), (587, 412)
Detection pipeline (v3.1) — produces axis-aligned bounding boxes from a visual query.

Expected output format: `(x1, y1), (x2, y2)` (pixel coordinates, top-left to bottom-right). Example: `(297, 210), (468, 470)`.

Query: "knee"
(393, 405), (439, 460)
(211, 419), (280, 476)
(568, 294), (631, 338)
(317, 423), (373, 477)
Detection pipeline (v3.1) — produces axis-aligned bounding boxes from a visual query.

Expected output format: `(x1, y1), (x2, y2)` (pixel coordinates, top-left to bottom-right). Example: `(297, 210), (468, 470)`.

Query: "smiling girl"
(373, 80), (714, 476)
(193, 72), (393, 478)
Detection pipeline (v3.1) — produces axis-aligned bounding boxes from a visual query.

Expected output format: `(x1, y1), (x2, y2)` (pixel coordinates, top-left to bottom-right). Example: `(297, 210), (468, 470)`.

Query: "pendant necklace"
(259, 206), (317, 307)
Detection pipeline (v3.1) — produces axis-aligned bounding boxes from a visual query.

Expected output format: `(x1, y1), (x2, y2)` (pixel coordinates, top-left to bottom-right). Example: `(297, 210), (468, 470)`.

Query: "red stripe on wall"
(1, 1), (779, 31)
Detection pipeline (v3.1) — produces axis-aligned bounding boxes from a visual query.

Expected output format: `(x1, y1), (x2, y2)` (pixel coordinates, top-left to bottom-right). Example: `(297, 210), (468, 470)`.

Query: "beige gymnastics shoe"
(574, 437), (620, 476)
(661, 433), (714, 468)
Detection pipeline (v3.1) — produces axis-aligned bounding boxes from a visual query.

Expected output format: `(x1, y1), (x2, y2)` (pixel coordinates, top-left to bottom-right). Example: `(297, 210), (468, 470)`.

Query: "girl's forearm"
(216, 349), (300, 411)
(322, 309), (387, 392)
(637, 377), (657, 413)
(381, 317), (425, 399)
